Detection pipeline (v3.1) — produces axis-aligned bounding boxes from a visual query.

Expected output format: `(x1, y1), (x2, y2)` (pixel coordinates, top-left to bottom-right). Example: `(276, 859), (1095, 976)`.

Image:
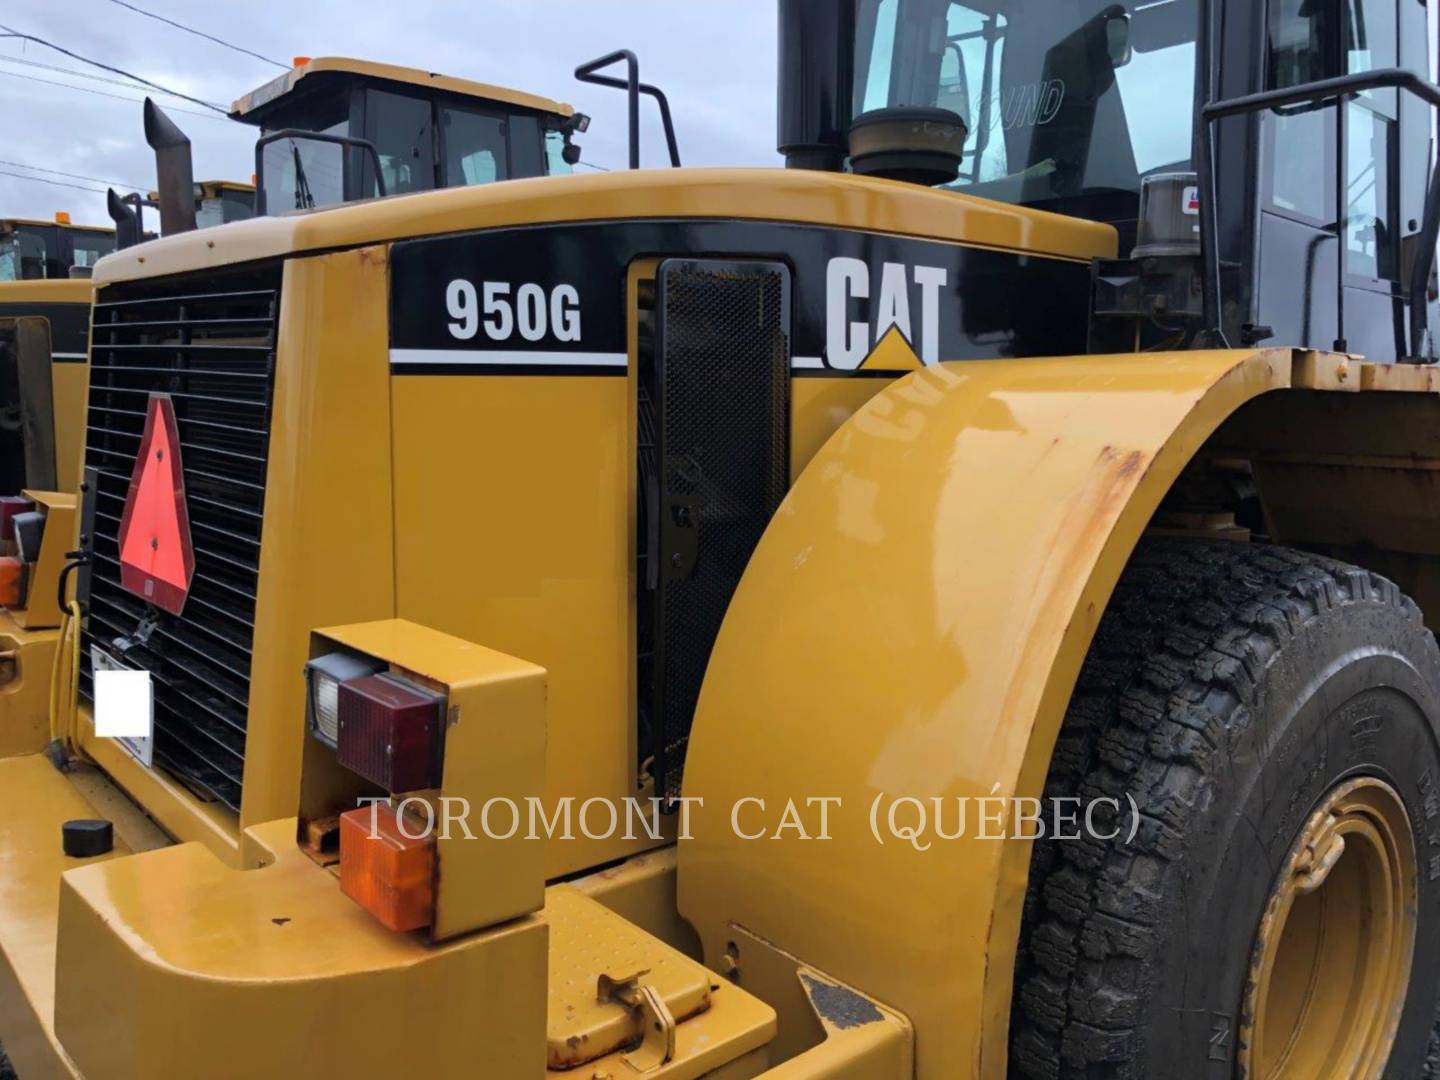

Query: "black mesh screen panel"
(641, 259), (791, 801)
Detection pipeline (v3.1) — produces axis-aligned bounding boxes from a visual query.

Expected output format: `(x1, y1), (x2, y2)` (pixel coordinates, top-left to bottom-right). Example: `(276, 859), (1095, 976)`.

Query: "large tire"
(1009, 539), (1440, 1079)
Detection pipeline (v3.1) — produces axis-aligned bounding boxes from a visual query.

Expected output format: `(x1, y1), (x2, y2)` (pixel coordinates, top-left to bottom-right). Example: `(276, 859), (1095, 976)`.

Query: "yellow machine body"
(0, 277), (92, 492)
(0, 280), (91, 769)
(3, 166), (1440, 1078)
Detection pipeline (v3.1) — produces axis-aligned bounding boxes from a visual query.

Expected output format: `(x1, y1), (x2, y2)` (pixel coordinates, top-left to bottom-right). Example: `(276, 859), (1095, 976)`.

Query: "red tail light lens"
(336, 674), (443, 792)
(0, 497), (35, 544)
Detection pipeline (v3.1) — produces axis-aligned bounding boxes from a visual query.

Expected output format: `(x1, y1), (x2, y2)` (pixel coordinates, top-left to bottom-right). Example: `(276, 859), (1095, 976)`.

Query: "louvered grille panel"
(79, 268), (280, 812)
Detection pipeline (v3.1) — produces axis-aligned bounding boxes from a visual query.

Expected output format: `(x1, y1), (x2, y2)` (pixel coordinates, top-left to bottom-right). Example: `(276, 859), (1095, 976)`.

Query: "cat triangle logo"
(859, 325), (924, 372)
(116, 393), (195, 615)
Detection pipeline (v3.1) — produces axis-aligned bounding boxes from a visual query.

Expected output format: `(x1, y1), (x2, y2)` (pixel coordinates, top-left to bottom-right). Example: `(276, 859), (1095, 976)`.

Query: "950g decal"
(388, 219), (1091, 375)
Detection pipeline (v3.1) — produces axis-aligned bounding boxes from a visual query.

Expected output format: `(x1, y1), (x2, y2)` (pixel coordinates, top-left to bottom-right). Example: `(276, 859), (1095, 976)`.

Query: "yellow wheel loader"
(5, 1), (1440, 1078)
(0, 56), (587, 840)
(0, 217), (113, 764)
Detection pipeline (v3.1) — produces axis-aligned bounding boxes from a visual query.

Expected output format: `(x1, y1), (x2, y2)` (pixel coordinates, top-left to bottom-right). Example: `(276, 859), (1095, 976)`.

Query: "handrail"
(1201, 67), (1440, 360)
(575, 50), (681, 170)
(252, 130), (387, 216)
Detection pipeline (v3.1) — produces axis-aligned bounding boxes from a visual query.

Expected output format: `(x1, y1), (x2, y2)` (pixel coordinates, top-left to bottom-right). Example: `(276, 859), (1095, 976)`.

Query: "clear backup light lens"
(305, 651), (384, 748)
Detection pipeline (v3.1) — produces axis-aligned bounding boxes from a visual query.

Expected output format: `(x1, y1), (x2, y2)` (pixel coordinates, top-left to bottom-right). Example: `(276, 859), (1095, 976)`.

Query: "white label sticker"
(92, 648), (154, 767)
(1182, 185), (1200, 215)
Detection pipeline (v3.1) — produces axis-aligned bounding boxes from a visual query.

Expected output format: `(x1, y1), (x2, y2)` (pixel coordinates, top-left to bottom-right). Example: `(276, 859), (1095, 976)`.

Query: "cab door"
(1254, 0), (1427, 360)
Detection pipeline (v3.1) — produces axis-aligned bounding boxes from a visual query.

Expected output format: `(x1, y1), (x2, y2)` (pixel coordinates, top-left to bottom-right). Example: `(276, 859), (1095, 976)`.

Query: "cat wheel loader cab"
(229, 56), (586, 214)
(5, 1), (1440, 1078)
(131, 181), (257, 232)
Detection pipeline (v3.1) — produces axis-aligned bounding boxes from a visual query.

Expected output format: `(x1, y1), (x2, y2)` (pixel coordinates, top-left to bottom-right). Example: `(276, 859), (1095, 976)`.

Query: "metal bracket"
(597, 969), (677, 1073)
(115, 612), (160, 657)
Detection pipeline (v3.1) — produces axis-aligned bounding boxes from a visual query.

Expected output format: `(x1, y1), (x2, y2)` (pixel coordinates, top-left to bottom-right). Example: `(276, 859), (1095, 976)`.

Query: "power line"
(0, 158), (146, 192)
(0, 24), (227, 112)
(104, 0), (287, 70)
(0, 66), (228, 122)
(0, 52), (172, 95)
(0, 168), (106, 194)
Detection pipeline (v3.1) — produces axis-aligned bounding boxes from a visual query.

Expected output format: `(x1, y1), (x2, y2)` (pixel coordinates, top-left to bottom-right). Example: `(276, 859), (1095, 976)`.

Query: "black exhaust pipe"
(143, 97), (197, 236)
(776, 0), (855, 171)
(107, 188), (145, 250)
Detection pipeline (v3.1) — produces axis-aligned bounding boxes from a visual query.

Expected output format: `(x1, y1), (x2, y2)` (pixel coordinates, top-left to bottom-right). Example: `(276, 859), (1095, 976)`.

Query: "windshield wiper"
(291, 142), (315, 210)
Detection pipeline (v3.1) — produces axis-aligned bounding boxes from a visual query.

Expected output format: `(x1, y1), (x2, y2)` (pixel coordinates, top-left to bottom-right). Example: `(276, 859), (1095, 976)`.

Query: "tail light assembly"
(301, 620), (547, 942)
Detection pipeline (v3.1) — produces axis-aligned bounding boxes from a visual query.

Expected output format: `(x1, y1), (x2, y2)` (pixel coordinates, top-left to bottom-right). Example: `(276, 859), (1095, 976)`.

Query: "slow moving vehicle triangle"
(116, 392), (194, 615)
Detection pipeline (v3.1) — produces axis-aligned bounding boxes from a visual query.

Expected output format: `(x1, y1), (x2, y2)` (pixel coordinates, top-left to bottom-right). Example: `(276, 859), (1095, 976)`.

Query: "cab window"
(365, 90), (435, 194)
(440, 106), (508, 186)
(71, 232), (114, 271)
(855, 0), (1198, 218)
(1265, 0), (1399, 280)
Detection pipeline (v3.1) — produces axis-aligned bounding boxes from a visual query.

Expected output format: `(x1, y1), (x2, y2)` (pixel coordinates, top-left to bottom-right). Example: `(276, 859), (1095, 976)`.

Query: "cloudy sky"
(0, 1), (779, 227)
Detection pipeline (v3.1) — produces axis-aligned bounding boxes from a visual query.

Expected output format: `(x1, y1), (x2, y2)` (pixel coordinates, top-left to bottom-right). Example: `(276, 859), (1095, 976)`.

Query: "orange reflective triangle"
(117, 393), (195, 615)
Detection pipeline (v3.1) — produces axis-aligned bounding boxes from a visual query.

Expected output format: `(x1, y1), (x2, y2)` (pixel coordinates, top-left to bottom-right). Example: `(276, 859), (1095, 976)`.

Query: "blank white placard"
(93, 668), (154, 739)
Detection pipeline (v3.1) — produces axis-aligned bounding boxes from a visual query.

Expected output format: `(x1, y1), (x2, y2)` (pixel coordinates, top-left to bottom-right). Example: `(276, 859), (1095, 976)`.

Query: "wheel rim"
(1239, 777), (1417, 1079)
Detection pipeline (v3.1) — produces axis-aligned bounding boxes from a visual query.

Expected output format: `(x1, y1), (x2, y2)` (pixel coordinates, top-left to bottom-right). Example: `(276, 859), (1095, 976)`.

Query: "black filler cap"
(62, 819), (114, 858)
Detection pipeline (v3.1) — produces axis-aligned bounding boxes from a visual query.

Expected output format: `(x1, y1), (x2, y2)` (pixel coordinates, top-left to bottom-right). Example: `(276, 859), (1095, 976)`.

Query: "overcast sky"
(0, 1), (779, 228)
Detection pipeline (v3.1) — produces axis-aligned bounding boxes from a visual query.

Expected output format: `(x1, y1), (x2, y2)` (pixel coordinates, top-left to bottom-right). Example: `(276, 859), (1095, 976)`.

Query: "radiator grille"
(641, 260), (790, 801)
(79, 266), (280, 812)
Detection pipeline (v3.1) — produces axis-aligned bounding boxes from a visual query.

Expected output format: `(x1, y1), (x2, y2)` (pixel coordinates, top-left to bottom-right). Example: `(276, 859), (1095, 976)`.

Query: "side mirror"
(1106, 13), (1133, 68)
(253, 130), (387, 216)
(562, 142), (581, 166)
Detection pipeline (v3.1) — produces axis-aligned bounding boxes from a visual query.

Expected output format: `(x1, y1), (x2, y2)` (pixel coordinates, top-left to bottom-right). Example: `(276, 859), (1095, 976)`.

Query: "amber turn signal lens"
(0, 557), (22, 607)
(338, 804), (435, 932)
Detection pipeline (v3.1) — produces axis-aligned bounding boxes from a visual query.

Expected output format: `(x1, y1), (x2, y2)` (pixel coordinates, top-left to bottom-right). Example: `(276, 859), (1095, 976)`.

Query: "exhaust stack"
(107, 188), (145, 250)
(776, 0), (855, 171)
(143, 97), (197, 236)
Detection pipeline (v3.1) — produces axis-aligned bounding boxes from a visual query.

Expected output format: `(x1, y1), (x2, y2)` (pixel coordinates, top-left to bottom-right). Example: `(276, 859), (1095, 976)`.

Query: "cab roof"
(229, 56), (574, 124)
(0, 218), (114, 235)
(144, 180), (256, 202)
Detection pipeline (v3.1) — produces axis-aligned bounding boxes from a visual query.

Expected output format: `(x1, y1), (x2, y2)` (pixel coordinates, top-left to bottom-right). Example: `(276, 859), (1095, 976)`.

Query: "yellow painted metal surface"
(75, 709), (238, 862)
(53, 818), (547, 1079)
(548, 887), (723, 1068)
(49, 360), (87, 494)
(0, 754), (134, 1080)
(545, 887), (775, 1078)
(11, 491), (74, 631)
(0, 614), (56, 758)
(0, 280), (90, 493)
(239, 247), (397, 836)
(230, 55), (574, 120)
(391, 372), (675, 877)
(570, 846), (703, 959)
(0, 280), (92, 305)
(680, 349), (1291, 1078)
(313, 619), (548, 938)
(791, 378), (896, 482)
(92, 168), (1118, 286)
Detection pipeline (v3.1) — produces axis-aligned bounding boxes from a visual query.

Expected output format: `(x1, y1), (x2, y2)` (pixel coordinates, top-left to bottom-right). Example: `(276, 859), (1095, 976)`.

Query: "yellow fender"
(679, 348), (1290, 1078)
